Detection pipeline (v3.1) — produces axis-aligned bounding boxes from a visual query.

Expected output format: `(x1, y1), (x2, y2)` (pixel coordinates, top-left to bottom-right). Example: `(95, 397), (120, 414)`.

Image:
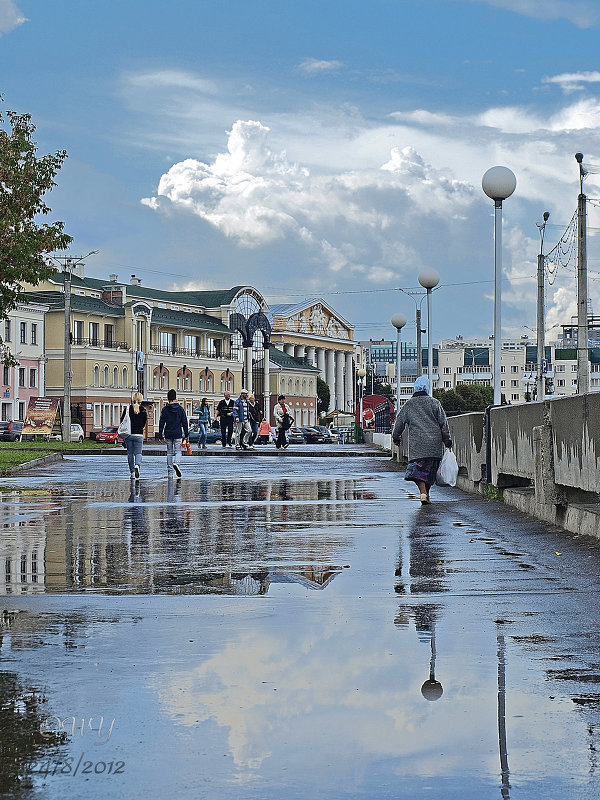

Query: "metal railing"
(150, 345), (235, 360)
(72, 338), (129, 350)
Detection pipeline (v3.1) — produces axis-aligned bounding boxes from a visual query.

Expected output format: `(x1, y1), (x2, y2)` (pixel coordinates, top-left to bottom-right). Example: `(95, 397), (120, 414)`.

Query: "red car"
(95, 426), (123, 444)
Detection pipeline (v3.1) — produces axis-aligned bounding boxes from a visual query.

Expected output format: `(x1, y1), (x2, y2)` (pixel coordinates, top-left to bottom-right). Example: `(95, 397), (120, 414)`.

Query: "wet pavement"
(2, 449), (600, 798)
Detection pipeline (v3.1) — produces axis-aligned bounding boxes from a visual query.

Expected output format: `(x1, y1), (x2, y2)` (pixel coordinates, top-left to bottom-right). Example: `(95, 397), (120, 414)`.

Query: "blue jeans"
(125, 434), (143, 473)
(166, 438), (182, 474)
(198, 422), (208, 446)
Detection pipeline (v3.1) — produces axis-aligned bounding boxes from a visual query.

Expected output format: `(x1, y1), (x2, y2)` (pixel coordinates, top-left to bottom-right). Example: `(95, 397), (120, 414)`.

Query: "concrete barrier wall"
(448, 412), (485, 485)
(489, 402), (545, 485)
(550, 394), (600, 494)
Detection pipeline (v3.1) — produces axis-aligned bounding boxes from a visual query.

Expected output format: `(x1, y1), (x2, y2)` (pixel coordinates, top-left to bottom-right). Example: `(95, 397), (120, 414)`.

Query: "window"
(4, 320), (10, 342)
(444, 381), (451, 388)
(443, 367), (451, 374)
(2, 365), (9, 386)
(572, 365), (577, 372)
(122, 366), (128, 388)
(511, 393), (520, 401)
(31, 323), (37, 345)
(18, 402), (25, 421)
(572, 379), (577, 386)
(18, 368), (25, 388)
(302, 379), (307, 395)
(19, 322), (26, 344)
(176, 375), (181, 390)
(29, 369), (36, 388)
(103, 365), (109, 386)
(153, 371), (159, 390)
(93, 365), (100, 387)
(104, 324), (114, 347)
(73, 320), (84, 343)
(500, 380), (505, 387)
(510, 365), (519, 373)
(557, 379), (565, 387)
(500, 366), (506, 373)
(94, 404), (102, 427)
(511, 380), (519, 388)
(90, 322), (100, 345)
(184, 335), (200, 354)
(556, 364), (565, 372)
(113, 366), (118, 387)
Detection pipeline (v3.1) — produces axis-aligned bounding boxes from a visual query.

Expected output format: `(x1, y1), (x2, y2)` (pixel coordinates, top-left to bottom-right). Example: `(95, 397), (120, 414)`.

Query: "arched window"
(309, 379), (314, 393)
(93, 364), (99, 387)
(199, 375), (204, 392)
(185, 373), (191, 391)
(280, 378), (286, 392)
(176, 374), (181, 391)
(288, 378), (293, 394)
(122, 366), (129, 389)
(207, 373), (213, 392)
(295, 379), (300, 394)
(103, 365), (109, 386)
(113, 366), (118, 388)
(302, 379), (307, 395)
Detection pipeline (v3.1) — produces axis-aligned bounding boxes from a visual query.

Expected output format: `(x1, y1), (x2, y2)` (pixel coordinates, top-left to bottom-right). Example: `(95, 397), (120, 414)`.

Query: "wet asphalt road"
(1, 448), (600, 799)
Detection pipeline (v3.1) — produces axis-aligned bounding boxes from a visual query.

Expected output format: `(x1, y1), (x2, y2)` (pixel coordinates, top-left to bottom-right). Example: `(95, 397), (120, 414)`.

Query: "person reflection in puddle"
(125, 481), (147, 540)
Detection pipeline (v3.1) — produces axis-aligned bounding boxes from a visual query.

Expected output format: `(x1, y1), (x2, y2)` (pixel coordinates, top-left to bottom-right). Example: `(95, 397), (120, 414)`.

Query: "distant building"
(1, 301), (49, 422)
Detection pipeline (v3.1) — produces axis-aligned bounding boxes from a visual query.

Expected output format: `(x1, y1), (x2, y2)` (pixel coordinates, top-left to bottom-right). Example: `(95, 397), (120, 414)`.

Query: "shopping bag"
(117, 410), (131, 439)
(435, 449), (458, 487)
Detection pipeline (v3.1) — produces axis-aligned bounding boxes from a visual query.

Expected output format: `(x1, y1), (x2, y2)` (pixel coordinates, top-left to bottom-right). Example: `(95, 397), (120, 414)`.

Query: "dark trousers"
(220, 417), (233, 446)
(276, 426), (287, 449)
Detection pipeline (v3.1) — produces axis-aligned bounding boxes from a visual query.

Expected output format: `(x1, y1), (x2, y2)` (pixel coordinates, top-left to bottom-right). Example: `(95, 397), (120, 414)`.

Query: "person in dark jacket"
(121, 391), (147, 480)
(216, 391), (235, 448)
(157, 388), (189, 479)
(392, 375), (452, 505)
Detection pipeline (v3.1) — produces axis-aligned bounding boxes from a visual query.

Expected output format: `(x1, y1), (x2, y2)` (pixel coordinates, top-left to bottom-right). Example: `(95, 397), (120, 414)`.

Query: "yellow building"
(25, 271), (271, 435)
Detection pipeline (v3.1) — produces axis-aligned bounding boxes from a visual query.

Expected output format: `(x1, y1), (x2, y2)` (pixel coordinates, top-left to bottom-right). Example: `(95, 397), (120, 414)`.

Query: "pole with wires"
(575, 153), (589, 394)
(536, 211), (549, 402)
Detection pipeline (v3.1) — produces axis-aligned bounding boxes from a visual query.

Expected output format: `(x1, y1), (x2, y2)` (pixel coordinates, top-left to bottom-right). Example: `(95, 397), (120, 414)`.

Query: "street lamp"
(391, 314), (407, 412)
(418, 269), (440, 394)
(357, 367), (366, 428)
(482, 166), (517, 406)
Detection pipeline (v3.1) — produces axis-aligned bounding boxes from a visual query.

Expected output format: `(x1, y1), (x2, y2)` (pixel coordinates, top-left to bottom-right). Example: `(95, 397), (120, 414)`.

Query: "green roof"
(151, 307), (233, 334)
(267, 348), (320, 371)
(24, 291), (125, 317)
(46, 272), (246, 309)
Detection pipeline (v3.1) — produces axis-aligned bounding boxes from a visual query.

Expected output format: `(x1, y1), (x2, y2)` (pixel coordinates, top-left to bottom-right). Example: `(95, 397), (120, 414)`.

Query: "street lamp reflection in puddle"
(421, 619), (443, 701)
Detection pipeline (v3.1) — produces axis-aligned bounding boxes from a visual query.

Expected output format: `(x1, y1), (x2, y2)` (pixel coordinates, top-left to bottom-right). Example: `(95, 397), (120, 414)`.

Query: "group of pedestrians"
(120, 388), (295, 480)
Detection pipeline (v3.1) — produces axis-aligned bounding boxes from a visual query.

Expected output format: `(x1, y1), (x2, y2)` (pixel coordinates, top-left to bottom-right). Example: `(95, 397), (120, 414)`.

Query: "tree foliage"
(434, 383), (494, 413)
(317, 376), (330, 416)
(0, 102), (72, 319)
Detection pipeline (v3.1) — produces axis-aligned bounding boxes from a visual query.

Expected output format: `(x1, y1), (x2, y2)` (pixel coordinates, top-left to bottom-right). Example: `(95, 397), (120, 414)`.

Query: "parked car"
(312, 425), (336, 443)
(331, 425), (354, 442)
(187, 423), (220, 445)
(287, 427), (306, 444)
(94, 426), (123, 444)
(299, 426), (327, 444)
(0, 421), (24, 442)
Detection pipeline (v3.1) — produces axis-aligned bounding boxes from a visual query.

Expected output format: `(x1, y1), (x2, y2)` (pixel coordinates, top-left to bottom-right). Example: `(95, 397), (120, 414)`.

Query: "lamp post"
(357, 367), (366, 428)
(418, 269), (440, 394)
(391, 314), (407, 412)
(482, 166), (517, 406)
(398, 288), (427, 378)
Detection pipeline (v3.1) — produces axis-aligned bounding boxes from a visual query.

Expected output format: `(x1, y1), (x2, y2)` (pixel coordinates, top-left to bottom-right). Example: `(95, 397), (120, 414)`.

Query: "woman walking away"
(195, 398), (211, 450)
(392, 376), (452, 505)
(122, 392), (147, 480)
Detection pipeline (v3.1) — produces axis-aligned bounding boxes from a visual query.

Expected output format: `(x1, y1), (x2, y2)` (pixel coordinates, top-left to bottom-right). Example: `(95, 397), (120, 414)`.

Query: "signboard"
(136, 351), (145, 372)
(22, 397), (60, 436)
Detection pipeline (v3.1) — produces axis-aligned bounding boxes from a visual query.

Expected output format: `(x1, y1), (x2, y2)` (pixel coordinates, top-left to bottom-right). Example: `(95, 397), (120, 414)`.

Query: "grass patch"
(0, 440), (117, 475)
(482, 483), (504, 501)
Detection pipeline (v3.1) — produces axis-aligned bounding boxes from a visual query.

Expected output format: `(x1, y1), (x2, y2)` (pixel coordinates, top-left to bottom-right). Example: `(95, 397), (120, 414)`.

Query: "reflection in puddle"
(0, 478), (361, 595)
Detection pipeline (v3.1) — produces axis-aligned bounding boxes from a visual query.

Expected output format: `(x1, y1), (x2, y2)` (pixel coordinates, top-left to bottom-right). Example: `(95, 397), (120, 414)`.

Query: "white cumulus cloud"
(543, 71), (600, 93)
(0, 0), (26, 34)
(298, 58), (344, 75)
(465, 0), (600, 28)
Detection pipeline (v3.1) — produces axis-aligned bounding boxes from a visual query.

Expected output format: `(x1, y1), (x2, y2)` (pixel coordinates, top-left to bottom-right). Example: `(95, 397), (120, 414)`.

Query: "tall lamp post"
(536, 211), (550, 402)
(357, 367), (366, 428)
(482, 166), (516, 406)
(418, 269), (440, 395)
(391, 314), (407, 412)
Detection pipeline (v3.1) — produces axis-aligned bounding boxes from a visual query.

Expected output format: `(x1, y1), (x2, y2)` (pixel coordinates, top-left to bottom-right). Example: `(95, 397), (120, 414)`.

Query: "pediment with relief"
(277, 302), (352, 340)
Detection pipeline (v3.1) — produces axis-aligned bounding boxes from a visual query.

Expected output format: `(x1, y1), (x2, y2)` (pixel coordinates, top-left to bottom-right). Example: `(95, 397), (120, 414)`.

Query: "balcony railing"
(72, 338), (129, 350)
(150, 345), (235, 360)
(457, 365), (491, 374)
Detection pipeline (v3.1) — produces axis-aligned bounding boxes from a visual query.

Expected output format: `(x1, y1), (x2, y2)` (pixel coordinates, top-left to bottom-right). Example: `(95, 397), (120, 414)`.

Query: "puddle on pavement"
(1, 458), (600, 798)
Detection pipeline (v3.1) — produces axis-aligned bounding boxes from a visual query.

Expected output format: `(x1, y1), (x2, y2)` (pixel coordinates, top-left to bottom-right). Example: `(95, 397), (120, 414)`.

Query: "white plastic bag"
(117, 409), (131, 439)
(436, 448), (458, 487)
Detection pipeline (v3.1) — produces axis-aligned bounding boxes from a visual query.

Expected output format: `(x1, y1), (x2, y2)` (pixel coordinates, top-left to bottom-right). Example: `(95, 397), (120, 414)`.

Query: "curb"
(7, 452), (64, 475)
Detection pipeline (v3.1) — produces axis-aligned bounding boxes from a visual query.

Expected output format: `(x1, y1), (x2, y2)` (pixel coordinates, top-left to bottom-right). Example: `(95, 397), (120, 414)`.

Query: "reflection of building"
(270, 301), (355, 413)
(0, 492), (47, 595)
(1, 302), (49, 422)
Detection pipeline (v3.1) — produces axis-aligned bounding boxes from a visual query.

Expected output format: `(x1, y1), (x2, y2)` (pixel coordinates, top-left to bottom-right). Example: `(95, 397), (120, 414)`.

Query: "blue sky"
(2, 0), (600, 344)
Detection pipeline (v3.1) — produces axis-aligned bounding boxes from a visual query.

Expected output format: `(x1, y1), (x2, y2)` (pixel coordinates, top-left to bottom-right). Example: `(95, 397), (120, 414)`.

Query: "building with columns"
(269, 301), (355, 414)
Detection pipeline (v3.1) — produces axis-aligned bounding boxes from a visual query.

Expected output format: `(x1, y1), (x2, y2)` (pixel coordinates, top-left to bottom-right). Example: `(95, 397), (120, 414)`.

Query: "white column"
(284, 343), (295, 356)
(263, 344), (271, 423)
(317, 347), (326, 379)
(345, 353), (354, 412)
(296, 345), (306, 359)
(244, 347), (253, 393)
(326, 349), (336, 411)
(335, 351), (345, 411)
(306, 346), (316, 366)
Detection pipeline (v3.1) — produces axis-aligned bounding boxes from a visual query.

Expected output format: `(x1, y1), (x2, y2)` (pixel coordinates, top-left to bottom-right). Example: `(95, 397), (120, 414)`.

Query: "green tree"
(0, 102), (71, 361)
(317, 376), (330, 417)
(435, 383), (494, 413)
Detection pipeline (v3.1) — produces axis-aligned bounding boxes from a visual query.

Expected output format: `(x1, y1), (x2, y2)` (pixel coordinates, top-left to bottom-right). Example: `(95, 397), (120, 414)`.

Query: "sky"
(2, 0), (600, 346)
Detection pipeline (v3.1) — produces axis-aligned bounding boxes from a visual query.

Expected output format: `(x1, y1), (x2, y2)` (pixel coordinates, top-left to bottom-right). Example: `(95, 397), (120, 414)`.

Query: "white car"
(49, 423), (85, 443)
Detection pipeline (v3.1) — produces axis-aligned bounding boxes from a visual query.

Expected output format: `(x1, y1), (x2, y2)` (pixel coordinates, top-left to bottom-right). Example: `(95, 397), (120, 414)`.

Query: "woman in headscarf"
(392, 375), (452, 504)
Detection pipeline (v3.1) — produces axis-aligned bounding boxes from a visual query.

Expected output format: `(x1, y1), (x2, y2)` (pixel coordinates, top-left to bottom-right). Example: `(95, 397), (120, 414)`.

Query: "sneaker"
(282, 443), (289, 449)
(247, 446), (255, 450)
(420, 493), (430, 504)
(173, 463), (182, 478)
(130, 472), (136, 479)
(134, 464), (140, 479)
(227, 444), (233, 448)
(202, 445), (207, 449)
